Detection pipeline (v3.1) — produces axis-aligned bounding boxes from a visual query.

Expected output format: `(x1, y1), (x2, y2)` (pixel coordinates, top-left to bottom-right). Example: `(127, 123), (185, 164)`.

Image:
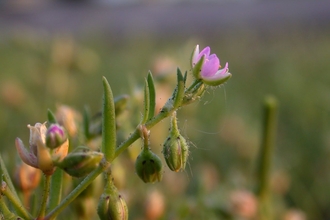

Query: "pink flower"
(191, 45), (231, 86)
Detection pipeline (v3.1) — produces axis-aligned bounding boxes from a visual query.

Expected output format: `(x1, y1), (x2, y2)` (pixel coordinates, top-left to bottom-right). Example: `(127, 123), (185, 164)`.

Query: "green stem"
(37, 175), (52, 219)
(0, 196), (22, 219)
(1, 181), (33, 219)
(102, 76), (117, 163)
(114, 108), (173, 158)
(48, 169), (63, 212)
(0, 154), (19, 200)
(44, 163), (107, 220)
(256, 96), (278, 220)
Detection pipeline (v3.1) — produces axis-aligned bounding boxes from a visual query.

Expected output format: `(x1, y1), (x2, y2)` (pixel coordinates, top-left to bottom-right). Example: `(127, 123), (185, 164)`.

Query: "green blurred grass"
(1, 26), (330, 219)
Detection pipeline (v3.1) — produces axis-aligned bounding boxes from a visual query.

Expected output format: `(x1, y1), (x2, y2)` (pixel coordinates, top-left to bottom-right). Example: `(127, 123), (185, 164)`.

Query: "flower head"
(191, 45), (231, 86)
(15, 122), (69, 175)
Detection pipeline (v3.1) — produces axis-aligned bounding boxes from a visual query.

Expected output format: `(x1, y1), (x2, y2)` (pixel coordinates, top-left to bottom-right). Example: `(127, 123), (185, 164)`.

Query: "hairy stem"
(48, 169), (64, 213)
(44, 162), (108, 220)
(37, 175), (52, 219)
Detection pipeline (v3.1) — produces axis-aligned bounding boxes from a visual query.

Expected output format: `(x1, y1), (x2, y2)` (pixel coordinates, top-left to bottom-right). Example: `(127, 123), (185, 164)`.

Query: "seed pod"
(162, 112), (189, 172)
(97, 179), (128, 220)
(54, 146), (103, 178)
(135, 148), (163, 183)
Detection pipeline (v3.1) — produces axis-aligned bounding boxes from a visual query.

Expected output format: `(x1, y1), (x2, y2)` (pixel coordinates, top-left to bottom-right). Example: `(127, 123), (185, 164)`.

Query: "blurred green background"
(1, 1), (330, 219)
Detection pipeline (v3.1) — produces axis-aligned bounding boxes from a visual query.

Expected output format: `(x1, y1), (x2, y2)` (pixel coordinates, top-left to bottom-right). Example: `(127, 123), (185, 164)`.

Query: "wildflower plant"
(0, 45), (232, 219)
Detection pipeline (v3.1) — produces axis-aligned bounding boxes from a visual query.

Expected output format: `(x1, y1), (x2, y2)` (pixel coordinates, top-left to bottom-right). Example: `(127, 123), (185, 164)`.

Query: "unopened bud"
(54, 146), (103, 178)
(98, 179), (128, 220)
(46, 124), (67, 149)
(135, 148), (163, 183)
(162, 112), (189, 172)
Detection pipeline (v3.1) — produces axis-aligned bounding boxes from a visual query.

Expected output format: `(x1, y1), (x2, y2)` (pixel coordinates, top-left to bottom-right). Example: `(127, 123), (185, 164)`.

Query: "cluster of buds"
(15, 122), (69, 175)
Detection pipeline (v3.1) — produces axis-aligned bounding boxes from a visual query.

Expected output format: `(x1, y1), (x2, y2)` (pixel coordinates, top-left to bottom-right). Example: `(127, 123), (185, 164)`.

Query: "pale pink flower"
(191, 45), (231, 86)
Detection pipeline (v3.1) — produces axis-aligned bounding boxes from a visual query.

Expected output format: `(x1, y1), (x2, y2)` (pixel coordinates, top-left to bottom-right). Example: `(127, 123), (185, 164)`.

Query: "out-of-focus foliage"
(1, 22), (330, 219)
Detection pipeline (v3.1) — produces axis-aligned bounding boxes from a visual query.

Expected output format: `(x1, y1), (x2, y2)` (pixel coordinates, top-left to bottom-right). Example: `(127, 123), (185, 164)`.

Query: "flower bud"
(135, 148), (163, 183)
(54, 146), (103, 178)
(46, 124), (67, 149)
(162, 112), (189, 172)
(98, 179), (128, 220)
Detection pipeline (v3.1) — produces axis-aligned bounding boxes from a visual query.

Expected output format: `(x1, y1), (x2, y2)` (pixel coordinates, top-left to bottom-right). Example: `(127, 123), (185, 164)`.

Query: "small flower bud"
(162, 112), (189, 172)
(46, 124), (67, 149)
(135, 148), (163, 183)
(98, 179), (128, 220)
(54, 146), (103, 178)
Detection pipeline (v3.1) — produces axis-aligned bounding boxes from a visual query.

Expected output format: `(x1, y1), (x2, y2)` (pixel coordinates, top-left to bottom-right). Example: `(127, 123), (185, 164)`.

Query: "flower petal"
(191, 44), (200, 67)
(201, 62), (232, 86)
(15, 138), (38, 168)
(197, 46), (210, 62)
(52, 139), (69, 162)
(201, 54), (220, 77)
(36, 137), (55, 175)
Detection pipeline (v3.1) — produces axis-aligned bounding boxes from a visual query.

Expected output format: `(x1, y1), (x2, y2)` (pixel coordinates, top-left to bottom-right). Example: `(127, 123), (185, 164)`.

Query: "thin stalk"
(0, 196), (22, 219)
(44, 164), (107, 220)
(114, 108), (173, 158)
(255, 96), (278, 220)
(37, 175), (52, 219)
(1, 181), (33, 219)
(48, 169), (64, 212)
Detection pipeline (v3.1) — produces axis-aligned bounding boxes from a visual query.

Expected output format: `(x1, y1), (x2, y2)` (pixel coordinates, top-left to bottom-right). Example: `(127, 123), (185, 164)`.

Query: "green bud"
(97, 179), (128, 220)
(54, 146), (103, 178)
(135, 148), (163, 183)
(162, 112), (189, 172)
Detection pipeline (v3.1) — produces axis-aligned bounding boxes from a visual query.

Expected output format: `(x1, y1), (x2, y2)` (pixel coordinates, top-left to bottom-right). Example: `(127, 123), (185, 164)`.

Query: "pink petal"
(201, 55), (220, 77)
(197, 46), (210, 61)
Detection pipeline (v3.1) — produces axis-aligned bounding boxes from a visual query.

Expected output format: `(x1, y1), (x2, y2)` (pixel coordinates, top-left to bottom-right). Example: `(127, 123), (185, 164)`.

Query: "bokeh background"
(1, 0), (330, 219)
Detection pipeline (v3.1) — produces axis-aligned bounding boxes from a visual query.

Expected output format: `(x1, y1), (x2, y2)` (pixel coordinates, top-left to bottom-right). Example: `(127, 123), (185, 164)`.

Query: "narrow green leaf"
(173, 68), (186, 108)
(183, 71), (188, 83)
(48, 168), (63, 212)
(141, 78), (150, 124)
(47, 109), (57, 124)
(147, 71), (156, 121)
(102, 77), (116, 162)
